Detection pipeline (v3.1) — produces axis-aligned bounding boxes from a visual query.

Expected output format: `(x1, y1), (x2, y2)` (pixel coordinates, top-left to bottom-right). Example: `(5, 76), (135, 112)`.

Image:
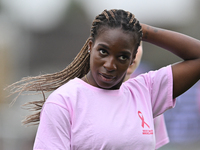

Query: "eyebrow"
(98, 44), (110, 50)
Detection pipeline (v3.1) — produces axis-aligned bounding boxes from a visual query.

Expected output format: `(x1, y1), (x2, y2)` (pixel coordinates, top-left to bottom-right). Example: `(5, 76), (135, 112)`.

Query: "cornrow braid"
(6, 9), (142, 125)
(90, 9), (142, 52)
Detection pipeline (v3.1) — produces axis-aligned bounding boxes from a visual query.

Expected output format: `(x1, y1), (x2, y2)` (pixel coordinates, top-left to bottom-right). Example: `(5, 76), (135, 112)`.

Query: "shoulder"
(51, 77), (83, 96)
(126, 65), (171, 83)
(123, 65), (173, 100)
(129, 65), (172, 85)
(45, 78), (84, 107)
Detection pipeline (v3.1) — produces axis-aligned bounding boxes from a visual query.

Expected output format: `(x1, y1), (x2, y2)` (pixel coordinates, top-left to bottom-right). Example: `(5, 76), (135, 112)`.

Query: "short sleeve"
(33, 102), (71, 150)
(148, 65), (176, 117)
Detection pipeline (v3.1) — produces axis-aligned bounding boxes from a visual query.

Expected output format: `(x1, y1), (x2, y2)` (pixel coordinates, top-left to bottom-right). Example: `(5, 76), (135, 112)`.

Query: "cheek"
(119, 64), (130, 76)
(90, 52), (102, 69)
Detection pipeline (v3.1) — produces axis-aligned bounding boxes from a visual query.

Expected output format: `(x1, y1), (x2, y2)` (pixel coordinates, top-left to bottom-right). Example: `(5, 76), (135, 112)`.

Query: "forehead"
(94, 28), (136, 51)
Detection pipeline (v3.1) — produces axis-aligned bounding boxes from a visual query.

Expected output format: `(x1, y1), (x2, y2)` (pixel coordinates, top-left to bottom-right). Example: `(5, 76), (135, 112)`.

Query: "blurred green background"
(1, 0), (200, 149)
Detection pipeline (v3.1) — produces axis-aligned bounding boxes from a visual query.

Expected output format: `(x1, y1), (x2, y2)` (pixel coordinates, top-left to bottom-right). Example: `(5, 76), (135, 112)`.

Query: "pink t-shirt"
(131, 65), (170, 149)
(154, 115), (169, 149)
(34, 65), (175, 150)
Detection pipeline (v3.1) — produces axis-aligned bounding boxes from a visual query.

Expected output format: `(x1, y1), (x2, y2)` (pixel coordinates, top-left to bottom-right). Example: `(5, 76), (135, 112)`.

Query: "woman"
(7, 9), (200, 149)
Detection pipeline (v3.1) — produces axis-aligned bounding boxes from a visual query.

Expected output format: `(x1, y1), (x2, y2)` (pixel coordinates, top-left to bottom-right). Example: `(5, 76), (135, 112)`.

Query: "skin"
(141, 24), (200, 98)
(83, 24), (200, 99)
(83, 28), (137, 89)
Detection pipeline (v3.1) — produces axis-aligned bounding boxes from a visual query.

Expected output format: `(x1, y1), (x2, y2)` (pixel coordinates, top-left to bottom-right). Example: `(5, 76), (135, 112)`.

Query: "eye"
(119, 55), (129, 61)
(99, 49), (108, 56)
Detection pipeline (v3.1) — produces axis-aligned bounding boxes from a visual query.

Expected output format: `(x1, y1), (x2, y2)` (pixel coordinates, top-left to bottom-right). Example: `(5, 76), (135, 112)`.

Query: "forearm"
(141, 23), (200, 98)
(141, 24), (200, 60)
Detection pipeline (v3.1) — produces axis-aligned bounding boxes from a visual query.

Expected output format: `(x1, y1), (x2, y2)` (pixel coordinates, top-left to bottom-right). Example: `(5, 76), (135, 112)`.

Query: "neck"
(124, 74), (131, 82)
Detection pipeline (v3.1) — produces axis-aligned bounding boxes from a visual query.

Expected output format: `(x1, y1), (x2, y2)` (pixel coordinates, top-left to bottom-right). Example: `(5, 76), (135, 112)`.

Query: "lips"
(99, 73), (116, 82)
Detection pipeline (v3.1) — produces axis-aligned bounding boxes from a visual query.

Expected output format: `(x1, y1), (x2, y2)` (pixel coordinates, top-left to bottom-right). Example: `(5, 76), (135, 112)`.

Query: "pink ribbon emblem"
(138, 111), (150, 128)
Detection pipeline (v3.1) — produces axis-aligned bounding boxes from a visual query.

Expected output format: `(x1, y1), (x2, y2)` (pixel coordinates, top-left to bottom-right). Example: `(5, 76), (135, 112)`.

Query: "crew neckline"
(74, 77), (124, 95)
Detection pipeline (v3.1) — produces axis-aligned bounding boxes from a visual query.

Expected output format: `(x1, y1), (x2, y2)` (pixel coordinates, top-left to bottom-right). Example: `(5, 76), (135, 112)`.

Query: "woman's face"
(88, 28), (137, 89)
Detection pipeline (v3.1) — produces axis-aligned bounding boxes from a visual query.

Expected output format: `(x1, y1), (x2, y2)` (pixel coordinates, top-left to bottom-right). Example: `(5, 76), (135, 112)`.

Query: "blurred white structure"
(1, 0), (198, 33)
(1, 0), (71, 32)
(78, 0), (197, 27)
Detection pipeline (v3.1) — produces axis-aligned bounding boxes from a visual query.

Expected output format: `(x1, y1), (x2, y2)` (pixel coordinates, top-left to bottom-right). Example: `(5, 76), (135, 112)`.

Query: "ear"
(88, 39), (94, 51)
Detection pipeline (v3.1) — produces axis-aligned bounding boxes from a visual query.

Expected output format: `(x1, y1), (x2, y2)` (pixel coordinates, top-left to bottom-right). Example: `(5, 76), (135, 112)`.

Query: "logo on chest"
(138, 111), (153, 135)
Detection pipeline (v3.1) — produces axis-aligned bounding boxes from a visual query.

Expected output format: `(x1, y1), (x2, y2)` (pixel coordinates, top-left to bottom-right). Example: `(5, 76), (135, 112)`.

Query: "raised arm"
(141, 24), (200, 98)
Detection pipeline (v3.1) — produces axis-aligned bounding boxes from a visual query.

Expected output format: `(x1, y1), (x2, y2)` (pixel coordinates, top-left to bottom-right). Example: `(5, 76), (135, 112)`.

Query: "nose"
(103, 57), (117, 72)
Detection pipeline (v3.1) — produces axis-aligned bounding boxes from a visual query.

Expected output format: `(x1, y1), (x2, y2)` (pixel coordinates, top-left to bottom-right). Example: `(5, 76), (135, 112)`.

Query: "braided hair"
(6, 9), (142, 125)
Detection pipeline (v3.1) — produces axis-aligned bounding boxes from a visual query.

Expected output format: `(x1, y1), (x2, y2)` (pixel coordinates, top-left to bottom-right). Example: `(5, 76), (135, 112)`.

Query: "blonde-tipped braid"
(6, 9), (142, 125)
(6, 38), (90, 125)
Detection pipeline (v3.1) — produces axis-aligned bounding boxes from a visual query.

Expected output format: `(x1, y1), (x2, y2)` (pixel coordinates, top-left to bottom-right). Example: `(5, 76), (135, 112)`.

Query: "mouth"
(99, 73), (116, 82)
